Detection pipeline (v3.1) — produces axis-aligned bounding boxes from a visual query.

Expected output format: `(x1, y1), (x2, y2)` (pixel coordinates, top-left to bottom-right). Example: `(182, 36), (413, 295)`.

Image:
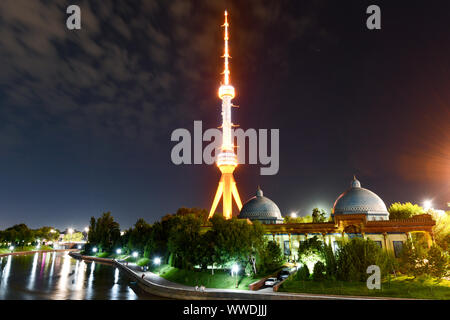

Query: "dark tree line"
(86, 208), (284, 276)
(0, 224), (60, 246)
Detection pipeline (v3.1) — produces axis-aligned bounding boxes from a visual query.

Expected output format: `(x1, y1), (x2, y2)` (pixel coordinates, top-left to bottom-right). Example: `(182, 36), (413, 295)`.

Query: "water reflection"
(0, 252), (162, 300)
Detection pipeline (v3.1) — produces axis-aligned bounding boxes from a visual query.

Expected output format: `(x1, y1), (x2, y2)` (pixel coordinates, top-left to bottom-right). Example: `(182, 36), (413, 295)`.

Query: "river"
(0, 251), (164, 300)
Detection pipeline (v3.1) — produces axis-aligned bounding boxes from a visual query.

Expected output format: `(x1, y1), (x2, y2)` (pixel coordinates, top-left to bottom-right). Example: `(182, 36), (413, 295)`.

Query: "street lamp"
(231, 264), (239, 288)
(423, 200), (432, 211)
(132, 252), (138, 258)
(116, 248), (122, 255)
(68, 228), (74, 244)
(154, 257), (161, 265)
(84, 227), (89, 233)
(290, 212), (297, 218)
(9, 245), (14, 252)
(92, 247), (98, 253)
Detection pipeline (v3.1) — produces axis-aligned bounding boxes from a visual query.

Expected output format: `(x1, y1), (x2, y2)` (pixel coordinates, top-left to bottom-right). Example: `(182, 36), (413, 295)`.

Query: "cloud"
(0, 0), (328, 156)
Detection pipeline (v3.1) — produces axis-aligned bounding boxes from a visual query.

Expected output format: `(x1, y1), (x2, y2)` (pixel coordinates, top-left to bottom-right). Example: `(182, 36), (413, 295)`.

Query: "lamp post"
(68, 228), (74, 244)
(153, 257), (161, 273)
(231, 264), (239, 288)
(423, 200), (432, 212)
(132, 252), (138, 258)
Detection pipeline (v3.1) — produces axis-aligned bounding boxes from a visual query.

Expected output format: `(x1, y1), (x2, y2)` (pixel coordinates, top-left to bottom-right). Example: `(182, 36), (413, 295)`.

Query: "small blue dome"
(238, 187), (284, 224)
(333, 176), (389, 221)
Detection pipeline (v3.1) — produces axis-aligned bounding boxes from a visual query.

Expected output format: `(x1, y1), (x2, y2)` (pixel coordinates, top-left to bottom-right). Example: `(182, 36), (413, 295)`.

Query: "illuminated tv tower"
(208, 10), (243, 220)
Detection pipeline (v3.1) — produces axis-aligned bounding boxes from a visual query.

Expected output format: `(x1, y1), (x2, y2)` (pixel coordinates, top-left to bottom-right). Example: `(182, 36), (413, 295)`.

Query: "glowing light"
(209, 10), (242, 220)
(423, 200), (432, 211)
(120, 231), (125, 236)
(231, 264), (239, 275)
(77, 245), (82, 249)
(84, 227), (89, 232)
(154, 257), (161, 265)
(9, 246), (14, 251)
(50, 229), (56, 233)
(92, 247), (98, 253)
(116, 248), (122, 255)
(291, 212), (297, 218)
(68, 228), (74, 234)
(132, 252), (138, 258)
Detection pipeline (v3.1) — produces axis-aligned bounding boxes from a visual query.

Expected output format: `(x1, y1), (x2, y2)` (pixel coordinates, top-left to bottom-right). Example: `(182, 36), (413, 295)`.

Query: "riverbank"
(69, 252), (405, 300)
(0, 248), (77, 257)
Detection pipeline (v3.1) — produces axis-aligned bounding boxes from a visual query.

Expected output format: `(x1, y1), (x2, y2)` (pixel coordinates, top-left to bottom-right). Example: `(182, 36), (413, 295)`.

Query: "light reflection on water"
(0, 252), (162, 300)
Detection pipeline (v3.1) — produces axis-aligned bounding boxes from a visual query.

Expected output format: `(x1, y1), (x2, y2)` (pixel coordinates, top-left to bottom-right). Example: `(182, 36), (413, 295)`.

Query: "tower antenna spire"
(222, 10), (230, 85)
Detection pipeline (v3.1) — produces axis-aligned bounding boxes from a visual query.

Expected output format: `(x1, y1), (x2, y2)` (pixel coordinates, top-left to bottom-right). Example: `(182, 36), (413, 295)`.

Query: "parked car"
(264, 277), (278, 286)
(279, 270), (290, 280)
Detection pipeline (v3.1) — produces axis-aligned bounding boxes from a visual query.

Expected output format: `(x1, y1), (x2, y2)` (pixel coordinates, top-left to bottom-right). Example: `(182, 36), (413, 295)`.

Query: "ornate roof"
(332, 177), (389, 217)
(238, 186), (283, 222)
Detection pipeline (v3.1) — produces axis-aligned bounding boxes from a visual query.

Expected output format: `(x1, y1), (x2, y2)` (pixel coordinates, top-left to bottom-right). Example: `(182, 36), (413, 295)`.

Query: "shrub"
(312, 261), (326, 281)
(426, 245), (449, 280)
(336, 238), (389, 281)
(137, 258), (151, 267)
(323, 244), (337, 279)
(295, 264), (310, 281)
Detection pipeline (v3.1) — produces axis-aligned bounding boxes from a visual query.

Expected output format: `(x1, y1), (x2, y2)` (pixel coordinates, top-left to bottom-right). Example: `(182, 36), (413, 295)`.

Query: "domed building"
(238, 186), (284, 224)
(258, 176), (435, 261)
(332, 176), (389, 221)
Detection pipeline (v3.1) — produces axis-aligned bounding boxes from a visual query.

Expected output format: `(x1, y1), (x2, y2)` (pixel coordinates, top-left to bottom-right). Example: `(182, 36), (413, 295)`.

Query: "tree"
(388, 202), (424, 219)
(311, 208), (327, 223)
(63, 232), (83, 242)
(295, 264), (310, 281)
(283, 216), (313, 223)
(427, 245), (449, 280)
(86, 212), (121, 252)
(34, 226), (59, 242)
(167, 214), (202, 269)
(336, 238), (392, 281)
(127, 218), (152, 253)
(430, 210), (450, 252)
(312, 261), (327, 281)
(210, 216), (265, 275)
(258, 241), (284, 274)
(3, 224), (35, 245)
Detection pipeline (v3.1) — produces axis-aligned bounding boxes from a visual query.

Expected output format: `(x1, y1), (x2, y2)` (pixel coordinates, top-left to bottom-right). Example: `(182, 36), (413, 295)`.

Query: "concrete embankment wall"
(0, 249), (77, 258)
(69, 252), (278, 300)
(69, 252), (114, 264)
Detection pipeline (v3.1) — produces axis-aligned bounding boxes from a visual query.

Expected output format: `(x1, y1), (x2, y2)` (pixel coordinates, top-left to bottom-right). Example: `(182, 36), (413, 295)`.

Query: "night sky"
(0, 0), (449, 230)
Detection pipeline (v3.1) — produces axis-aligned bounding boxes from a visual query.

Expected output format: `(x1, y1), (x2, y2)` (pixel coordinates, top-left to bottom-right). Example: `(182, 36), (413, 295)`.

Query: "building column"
(288, 233), (292, 261)
(361, 232), (366, 240)
(382, 232), (388, 251)
(425, 231), (434, 248)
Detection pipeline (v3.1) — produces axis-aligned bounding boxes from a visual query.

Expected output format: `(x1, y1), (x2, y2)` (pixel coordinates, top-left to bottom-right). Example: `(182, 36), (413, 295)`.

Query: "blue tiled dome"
(332, 176), (389, 221)
(239, 187), (284, 224)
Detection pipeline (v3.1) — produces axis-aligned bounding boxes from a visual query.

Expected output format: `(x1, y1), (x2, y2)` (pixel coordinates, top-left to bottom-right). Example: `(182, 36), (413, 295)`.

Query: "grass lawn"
(0, 245), (54, 254)
(279, 275), (450, 299)
(153, 264), (264, 290)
